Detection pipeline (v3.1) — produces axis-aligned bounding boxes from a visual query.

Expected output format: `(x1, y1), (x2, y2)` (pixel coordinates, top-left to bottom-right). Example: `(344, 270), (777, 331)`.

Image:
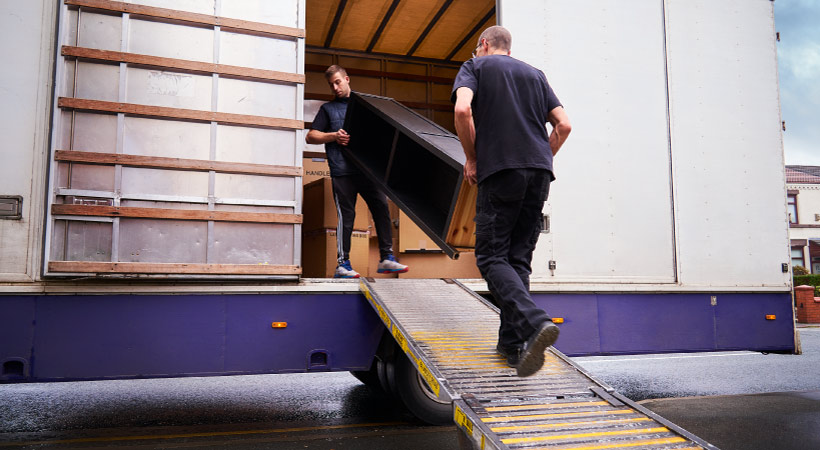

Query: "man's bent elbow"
(454, 105), (472, 120)
(558, 121), (572, 138)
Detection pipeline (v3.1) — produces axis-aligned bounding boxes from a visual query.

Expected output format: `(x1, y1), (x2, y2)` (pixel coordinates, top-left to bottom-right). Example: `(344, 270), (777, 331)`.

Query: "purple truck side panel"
(0, 297), (35, 378)
(0, 293), (385, 382)
(714, 293), (796, 350)
(223, 294), (385, 373)
(533, 292), (795, 356)
(1, 291), (796, 382)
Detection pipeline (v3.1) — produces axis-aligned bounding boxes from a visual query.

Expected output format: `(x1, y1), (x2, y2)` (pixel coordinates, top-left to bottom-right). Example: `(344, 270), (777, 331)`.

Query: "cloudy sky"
(775, 0), (820, 166)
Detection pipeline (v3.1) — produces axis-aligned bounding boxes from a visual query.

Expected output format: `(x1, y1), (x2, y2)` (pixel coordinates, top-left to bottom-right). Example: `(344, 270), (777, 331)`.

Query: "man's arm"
(454, 86), (477, 185)
(305, 129), (349, 146)
(547, 106), (571, 156)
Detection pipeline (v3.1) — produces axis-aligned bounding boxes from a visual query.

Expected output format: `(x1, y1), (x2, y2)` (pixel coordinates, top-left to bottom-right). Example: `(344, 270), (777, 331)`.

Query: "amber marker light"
(765, 315), (776, 321)
(552, 318), (565, 324)
(271, 322), (288, 328)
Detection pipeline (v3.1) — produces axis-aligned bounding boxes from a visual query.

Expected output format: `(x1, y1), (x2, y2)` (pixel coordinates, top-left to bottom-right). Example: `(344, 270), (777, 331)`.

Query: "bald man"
(452, 26), (572, 377)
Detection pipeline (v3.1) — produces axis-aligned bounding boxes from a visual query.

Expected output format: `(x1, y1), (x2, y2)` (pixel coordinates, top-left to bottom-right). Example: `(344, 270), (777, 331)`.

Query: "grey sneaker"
(334, 260), (360, 278)
(377, 254), (408, 274)
(516, 322), (560, 377)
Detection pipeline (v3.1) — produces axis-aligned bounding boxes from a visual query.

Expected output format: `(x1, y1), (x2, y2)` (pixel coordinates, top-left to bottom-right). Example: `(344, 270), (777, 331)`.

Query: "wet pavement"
(570, 326), (820, 401)
(0, 327), (818, 449)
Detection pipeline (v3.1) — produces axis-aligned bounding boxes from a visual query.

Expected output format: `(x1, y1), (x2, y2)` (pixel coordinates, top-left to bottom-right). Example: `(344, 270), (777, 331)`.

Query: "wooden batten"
(65, 0), (305, 39)
(48, 261), (301, 275)
(446, 181), (477, 248)
(52, 204), (302, 224)
(304, 93), (452, 113)
(58, 97), (304, 130)
(55, 150), (303, 178)
(304, 63), (453, 84)
(62, 46), (305, 84)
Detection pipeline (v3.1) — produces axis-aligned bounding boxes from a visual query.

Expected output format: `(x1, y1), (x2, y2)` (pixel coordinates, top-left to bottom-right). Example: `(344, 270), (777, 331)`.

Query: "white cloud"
(775, 2), (820, 165)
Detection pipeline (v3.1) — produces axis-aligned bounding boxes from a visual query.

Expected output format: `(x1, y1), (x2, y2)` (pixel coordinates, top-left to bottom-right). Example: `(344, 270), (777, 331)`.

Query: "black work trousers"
(475, 168), (553, 351)
(331, 174), (394, 263)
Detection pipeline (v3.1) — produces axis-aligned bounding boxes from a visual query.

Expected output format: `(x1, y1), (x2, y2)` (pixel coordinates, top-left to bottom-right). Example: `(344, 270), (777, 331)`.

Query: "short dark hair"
(325, 64), (348, 79)
(478, 26), (512, 52)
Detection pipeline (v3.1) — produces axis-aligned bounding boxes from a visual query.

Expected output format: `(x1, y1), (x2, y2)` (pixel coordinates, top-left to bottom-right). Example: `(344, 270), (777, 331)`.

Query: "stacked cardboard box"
(302, 229), (371, 278)
(301, 157), (480, 280)
(301, 161), (372, 277)
(394, 211), (481, 279)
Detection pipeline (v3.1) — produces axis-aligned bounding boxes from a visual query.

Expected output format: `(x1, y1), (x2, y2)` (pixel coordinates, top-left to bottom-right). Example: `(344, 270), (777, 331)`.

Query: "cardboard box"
(303, 177), (371, 233)
(399, 211), (441, 252)
(302, 228), (369, 278)
(396, 252), (482, 279)
(302, 157), (331, 185)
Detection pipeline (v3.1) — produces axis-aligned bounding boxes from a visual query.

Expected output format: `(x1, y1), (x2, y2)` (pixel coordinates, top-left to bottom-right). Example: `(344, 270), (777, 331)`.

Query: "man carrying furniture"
(452, 26), (571, 377)
(306, 65), (408, 278)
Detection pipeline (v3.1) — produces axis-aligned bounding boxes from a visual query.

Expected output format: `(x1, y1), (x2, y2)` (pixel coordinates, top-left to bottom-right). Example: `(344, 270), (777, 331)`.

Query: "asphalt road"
(571, 326), (820, 401)
(1, 327), (819, 449)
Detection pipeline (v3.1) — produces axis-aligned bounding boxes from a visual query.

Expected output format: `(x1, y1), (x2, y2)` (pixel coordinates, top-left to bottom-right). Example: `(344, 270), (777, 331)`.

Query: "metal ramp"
(359, 278), (717, 450)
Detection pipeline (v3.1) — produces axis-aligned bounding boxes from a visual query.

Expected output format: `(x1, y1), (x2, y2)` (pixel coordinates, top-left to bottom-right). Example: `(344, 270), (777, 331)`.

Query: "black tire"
(377, 356), (400, 399)
(350, 358), (382, 392)
(393, 351), (453, 425)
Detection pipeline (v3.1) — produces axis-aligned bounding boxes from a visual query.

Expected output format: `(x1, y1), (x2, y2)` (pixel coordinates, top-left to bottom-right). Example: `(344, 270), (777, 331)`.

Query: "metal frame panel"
(500, 0), (676, 283)
(43, 0), (306, 278)
(666, 0), (790, 289)
(343, 92), (474, 258)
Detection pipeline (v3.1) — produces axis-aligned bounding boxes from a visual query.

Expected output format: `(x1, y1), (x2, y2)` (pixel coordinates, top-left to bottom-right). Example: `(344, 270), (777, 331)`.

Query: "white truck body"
(500, 0), (791, 292)
(1, 0), (790, 294)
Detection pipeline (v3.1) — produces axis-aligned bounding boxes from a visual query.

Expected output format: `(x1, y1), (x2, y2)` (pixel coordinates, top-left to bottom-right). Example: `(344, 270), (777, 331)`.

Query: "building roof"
(786, 165), (820, 184)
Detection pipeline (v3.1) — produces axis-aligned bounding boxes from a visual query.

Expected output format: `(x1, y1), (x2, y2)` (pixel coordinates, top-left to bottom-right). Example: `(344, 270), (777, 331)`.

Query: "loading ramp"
(359, 278), (717, 450)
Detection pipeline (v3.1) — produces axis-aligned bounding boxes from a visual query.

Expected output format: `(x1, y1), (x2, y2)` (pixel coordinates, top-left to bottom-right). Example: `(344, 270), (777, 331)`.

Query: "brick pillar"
(795, 285), (820, 323)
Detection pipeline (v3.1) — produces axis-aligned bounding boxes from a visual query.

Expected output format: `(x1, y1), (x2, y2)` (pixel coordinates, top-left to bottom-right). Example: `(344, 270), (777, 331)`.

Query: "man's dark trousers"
(475, 168), (553, 351)
(331, 174), (394, 263)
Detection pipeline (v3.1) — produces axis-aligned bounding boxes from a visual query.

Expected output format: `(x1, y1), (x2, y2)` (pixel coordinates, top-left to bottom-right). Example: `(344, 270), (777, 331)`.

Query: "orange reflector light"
(765, 315), (776, 321)
(552, 318), (565, 324)
(271, 322), (288, 328)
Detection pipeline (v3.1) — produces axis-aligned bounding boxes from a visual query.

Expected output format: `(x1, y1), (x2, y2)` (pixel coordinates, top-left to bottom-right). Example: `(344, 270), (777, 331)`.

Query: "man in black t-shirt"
(306, 65), (408, 278)
(452, 26), (572, 377)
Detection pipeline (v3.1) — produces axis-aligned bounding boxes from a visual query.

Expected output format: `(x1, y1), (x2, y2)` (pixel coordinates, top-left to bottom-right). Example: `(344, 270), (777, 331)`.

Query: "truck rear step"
(359, 278), (717, 450)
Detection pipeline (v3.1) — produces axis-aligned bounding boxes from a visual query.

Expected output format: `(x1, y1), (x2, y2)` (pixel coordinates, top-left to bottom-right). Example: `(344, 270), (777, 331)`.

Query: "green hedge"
(794, 275), (820, 296)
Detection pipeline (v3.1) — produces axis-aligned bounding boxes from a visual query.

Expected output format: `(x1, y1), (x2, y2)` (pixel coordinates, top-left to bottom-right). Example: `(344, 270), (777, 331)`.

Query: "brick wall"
(795, 285), (820, 323)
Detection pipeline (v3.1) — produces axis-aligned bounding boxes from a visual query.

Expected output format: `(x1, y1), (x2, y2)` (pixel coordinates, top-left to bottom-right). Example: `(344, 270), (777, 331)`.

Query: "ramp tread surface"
(360, 279), (714, 450)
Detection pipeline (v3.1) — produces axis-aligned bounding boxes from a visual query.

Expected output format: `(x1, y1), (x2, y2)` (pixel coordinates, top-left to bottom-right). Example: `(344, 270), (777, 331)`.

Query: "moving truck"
(0, 0), (795, 423)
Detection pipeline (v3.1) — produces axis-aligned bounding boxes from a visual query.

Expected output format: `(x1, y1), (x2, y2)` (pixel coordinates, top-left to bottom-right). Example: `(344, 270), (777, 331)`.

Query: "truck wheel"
(350, 359), (381, 392)
(377, 356), (400, 399)
(394, 351), (452, 425)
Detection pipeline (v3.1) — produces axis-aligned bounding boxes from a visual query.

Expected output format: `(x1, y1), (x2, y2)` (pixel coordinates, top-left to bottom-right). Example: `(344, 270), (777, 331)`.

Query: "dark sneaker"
(516, 322), (560, 377)
(496, 344), (520, 367)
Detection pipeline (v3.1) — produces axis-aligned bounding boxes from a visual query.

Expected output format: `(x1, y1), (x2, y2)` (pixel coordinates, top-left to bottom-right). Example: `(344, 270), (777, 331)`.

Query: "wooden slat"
(446, 7), (495, 61)
(58, 97), (304, 130)
(52, 204), (302, 224)
(366, 0), (402, 53)
(446, 180), (477, 248)
(303, 150), (326, 159)
(305, 63), (454, 84)
(323, 0), (348, 47)
(407, 0), (455, 56)
(305, 93), (452, 112)
(62, 46), (304, 84)
(49, 261), (301, 275)
(65, 0), (304, 39)
(55, 150), (304, 177)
